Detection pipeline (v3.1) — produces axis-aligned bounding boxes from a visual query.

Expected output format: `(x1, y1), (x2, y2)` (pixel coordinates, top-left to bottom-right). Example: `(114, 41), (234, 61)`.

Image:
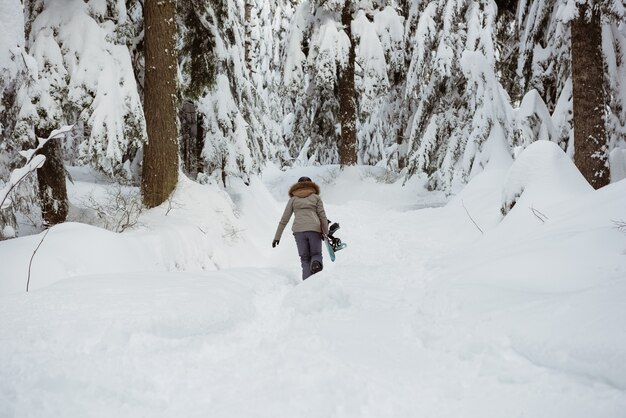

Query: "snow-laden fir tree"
(178, 0), (281, 185)
(284, 0), (399, 167)
(178, 0), (218, 177)
(502, 0), (626, 183)
(244, 0), (292, 166)
(352, 4), (405, 168)
(404, 0), (513, 191)
(0, 0), (29, 239)
(18, 0), (146, 182)
(600, 2), (626, 182)
(282, 1), (345, 165)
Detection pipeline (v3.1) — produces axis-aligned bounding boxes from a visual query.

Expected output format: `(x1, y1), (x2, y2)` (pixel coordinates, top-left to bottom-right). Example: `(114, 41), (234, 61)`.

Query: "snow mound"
(501, 140), (591, 215)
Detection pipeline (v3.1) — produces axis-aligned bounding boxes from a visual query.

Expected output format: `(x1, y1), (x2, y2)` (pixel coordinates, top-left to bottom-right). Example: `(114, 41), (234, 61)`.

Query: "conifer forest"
(1, 0), (625, 237)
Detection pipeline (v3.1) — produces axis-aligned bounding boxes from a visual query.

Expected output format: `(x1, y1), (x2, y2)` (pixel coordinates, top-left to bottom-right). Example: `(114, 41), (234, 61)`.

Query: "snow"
(501, 140), (592, 215)
(27, 0), (146, 178)
(0, 0), (24, 79)
(1, 159), (626, 416)
(1, 126), (73, 211)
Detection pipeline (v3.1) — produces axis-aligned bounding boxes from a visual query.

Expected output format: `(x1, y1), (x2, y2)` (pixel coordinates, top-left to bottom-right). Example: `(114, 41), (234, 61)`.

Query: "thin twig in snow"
(27, 228), (50, 292)
(613, 220), (626, 232)
(530, 206), (548, 223)
(461, 200), (483, 234)
(165, 191), (183, 216)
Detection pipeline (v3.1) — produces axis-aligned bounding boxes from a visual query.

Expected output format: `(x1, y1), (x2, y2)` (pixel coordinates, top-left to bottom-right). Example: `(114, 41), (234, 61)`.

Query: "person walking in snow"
(272, 176), (330, 280)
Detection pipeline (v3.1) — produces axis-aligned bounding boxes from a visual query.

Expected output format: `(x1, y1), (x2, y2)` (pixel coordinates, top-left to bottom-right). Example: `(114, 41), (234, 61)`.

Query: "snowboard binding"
(327, 222), (347, 252)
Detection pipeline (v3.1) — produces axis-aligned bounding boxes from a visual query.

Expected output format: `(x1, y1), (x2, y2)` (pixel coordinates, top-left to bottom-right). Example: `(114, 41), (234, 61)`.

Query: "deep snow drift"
(1, 143), (625, 417)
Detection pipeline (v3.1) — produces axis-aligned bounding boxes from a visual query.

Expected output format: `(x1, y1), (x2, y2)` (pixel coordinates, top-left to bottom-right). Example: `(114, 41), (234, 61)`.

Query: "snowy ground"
(1, 144), (626, 417)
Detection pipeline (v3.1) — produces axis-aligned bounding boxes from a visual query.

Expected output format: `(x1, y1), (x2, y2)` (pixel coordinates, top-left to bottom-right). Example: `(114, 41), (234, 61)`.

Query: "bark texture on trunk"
(142, 0), (179, 207)
(571, 5), (609, 189)
(338, 1), (357, 166)
(36, 129), (68, 226)
(180, 101), (204, 177)
(245, 2), (252, 67)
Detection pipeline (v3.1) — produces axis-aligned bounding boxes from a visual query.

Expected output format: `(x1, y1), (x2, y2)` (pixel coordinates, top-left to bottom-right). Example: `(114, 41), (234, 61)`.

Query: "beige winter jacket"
(274, 181), (329, 241)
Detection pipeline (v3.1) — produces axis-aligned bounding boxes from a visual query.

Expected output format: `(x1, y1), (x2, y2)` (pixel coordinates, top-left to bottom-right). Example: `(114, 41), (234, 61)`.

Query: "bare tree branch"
(530, 205), (549, 223)
(27, 228), (50, 292)
(461, 200), (483, 234)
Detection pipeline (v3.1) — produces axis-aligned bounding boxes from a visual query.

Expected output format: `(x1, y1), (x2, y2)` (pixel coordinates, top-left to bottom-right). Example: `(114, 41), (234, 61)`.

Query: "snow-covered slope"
(0, 160), (625, 417)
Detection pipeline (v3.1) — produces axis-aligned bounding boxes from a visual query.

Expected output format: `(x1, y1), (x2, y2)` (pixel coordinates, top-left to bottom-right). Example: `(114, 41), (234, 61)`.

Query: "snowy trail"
(2, 169), (626, 417)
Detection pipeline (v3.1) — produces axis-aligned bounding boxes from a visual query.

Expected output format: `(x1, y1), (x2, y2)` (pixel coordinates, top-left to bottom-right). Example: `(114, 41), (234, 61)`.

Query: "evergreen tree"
(142, 0), (179, 207)
(601, 2), (626, 182)
(177, 0), (217, 177)
(282, 0), (360, 166)
(0, 0), (28, 238)
(504, 0), (626, 182)
(20, 0), (146, 182)
(353, 4), (405, 169)
(283, 1), (342, 165)
(177, 0), (284, 185)
(245, 0), (292, 166)
(404, 0), (513, 191)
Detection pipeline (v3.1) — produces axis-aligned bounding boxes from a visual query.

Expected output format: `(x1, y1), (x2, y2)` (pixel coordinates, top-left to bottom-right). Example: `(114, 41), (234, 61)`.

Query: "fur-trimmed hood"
(289, 181), (320, 198)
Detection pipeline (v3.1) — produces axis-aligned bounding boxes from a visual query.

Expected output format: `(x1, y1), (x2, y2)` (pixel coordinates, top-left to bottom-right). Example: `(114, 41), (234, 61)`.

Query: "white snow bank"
(0, 172), (284, 294)
(439, 166), (626, 397)
(501, 140), (592, 215)
(443, 164), (510, 237)
(0, 222), (155, 294)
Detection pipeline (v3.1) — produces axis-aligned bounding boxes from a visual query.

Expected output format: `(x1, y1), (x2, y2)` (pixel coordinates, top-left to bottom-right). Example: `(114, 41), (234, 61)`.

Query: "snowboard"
(323, 233), (347, 262)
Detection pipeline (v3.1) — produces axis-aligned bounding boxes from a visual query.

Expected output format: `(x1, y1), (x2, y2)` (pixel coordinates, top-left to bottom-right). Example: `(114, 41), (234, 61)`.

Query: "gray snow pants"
(293, 231), (323, 280)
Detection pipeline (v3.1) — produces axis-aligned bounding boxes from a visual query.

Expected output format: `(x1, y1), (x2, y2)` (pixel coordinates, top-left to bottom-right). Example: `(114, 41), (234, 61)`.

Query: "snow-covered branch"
(0, 125), (73, 210)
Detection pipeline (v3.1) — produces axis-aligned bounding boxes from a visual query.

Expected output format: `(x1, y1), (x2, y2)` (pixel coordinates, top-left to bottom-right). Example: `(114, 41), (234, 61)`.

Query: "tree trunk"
(338, 1), (357, 166)
(245, 2), (253, 68)
(142, 0), (179, 207)
(180, 100), (198, 177)
(571, 5), (609, 189)
(36, 128), (68, 226)
(196, 113), (205, 174)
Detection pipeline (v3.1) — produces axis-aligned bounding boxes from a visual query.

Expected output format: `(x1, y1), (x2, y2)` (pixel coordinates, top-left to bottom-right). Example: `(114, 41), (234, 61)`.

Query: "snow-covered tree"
(177, 0), (285, 185)
(283, 0), (384, 167)
(282, 1), (343, 165)
(503, 0), (626, 183)
(353, 4), (405, 168)
(18, 0), (146, 181)
(404, 0), (513, 191)
(177, 0), (218, 177)
(601, 3), (626, 182)
(244, 0), (292, 166)
(0, 0), (29, 239)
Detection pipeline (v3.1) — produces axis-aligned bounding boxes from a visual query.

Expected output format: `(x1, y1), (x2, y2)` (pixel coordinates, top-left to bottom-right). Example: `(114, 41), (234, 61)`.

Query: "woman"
(272, 176), (329, 280)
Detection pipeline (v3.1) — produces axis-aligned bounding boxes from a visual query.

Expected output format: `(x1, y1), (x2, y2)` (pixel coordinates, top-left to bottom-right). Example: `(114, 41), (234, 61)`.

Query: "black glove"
(272, 240), (280, 248)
